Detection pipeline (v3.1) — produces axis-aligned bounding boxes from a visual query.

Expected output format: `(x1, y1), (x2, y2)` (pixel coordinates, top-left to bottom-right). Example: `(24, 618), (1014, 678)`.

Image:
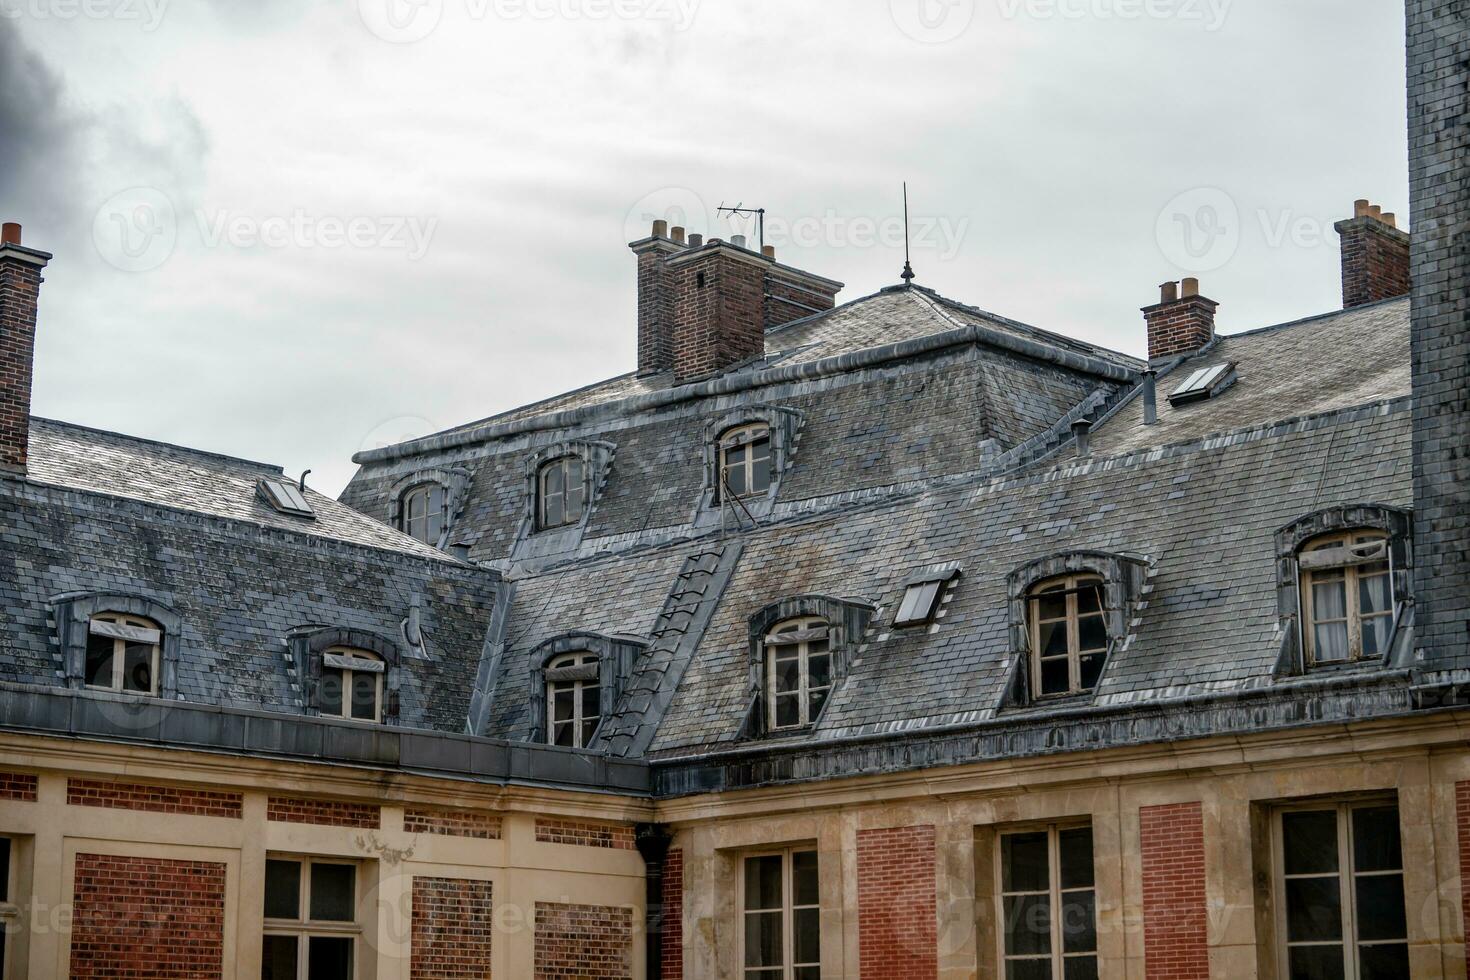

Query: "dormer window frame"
(695, 406), (803, 524)
(54, 593), (183, 700)
(400, 482), (448, 545)
(527, 633), (645, 750)
(519, 441), (616, 541)
(290, 628), (402, 725)
(319, 647), (385, 724)
(715, 422), (774, 505)
(741, 595), (874, 739)
(536, 455), (588, 532)
(386, 467), (473, 551)
(84, 612), (163, 696)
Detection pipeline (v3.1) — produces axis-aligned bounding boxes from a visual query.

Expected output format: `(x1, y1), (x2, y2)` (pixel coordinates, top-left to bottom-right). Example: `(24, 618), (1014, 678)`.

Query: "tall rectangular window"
(1276, 802), (1408, 980)
(998, 824), (1098, 980)
(0, 837), (12, 980)
(262, 858), (360, 980)
(742, 848), (819, 980)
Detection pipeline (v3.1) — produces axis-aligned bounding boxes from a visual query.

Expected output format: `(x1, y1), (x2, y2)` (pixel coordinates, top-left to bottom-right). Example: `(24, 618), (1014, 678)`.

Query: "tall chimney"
(1408, 0), (1470, 677)
(1334, 199), (1411, 309)
(0, 223), (50, 477)
(1142, 279), (1218, 362)
(630, 221), (682, 375)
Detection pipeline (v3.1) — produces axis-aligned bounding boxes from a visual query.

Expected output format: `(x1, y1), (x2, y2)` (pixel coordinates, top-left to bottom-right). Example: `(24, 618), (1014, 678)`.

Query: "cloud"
(0, 20), (84, 240)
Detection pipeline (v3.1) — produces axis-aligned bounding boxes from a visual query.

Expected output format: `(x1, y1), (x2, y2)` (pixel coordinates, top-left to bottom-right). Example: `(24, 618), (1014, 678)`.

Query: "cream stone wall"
(0, 733), (651, 979)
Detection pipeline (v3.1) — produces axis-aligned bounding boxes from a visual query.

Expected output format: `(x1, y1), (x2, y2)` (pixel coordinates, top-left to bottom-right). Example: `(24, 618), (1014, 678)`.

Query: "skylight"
(893, 567), (961, 628)
(258, 478), (315, 519)
(1169, 361), (1236, 406)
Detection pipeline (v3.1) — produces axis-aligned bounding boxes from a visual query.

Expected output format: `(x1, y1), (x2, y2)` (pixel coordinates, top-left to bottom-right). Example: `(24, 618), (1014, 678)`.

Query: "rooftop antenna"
(717, 203), (765, 251)
(900, 182), (916, 285)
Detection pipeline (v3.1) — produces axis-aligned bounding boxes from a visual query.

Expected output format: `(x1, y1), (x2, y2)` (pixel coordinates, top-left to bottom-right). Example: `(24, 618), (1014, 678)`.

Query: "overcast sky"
(1, 0), (1408, 495)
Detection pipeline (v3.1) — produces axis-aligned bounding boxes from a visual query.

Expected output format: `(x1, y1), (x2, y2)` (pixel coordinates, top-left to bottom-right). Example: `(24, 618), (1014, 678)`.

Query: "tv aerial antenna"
(717, 203), (765, 251)
(901, 182), (916, 285)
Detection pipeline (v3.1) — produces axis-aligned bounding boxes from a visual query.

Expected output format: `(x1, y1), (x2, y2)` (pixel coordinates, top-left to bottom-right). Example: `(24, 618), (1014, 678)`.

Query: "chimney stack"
(630, 220), (842, 381)
(1334, 198), (1410, 309)
(1143, 279), (1218, 362)
(0, 223), (50, 477)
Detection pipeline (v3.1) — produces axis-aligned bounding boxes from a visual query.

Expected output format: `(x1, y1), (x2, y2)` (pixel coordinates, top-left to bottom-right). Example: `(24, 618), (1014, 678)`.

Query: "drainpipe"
(1142, 370), (1158, 425)
(636, 823), (673, 979)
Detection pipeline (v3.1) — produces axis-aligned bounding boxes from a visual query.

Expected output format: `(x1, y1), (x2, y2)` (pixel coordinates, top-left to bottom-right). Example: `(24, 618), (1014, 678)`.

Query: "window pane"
(1361, 614), (1392, 657)
(792, 851), (819, 907)
(1059, 828), (1094, 889)
(751, 445), (772, 494)
(808, 653), (831, 689)
(775, 654), (800, 694)
(307, 935), (353, 980)
(1040, 658), (1070, 696)
(1283, 811), (1340, 875)
(1314, 622), (1350, 662)
(808, 686), (829, 720)
(775, 695), (800, 728)
(565, 483), (585, 520)
(1002, 832), (1049, 893)
(744, 911), (783, 967)
(580, 717), (599, 747)
(726, 464), (748, 497)
(1075, 584), (1102, 614)
(1352, 806), (1403, 873)
(264, 860), (301, 919)
(581, 682), (600, 723)
(1359, 571), (1391, 616)
(1285, 877), (1342, 943)
(553, 688), (575, 722)
(1064, 956), (1100, 980)
(1036, 593), (1066, 621)
(1358, 943), (1410, 980)
(1354, 875), (1407, 942)
(745, 855), (783, 911)
(1313, 580), (1348, 621)
(261, 935), (299, 980)
(551, 721), (574, 747)
(350, 672), (376, 721)
(1003, 894), (1051, 956)
(85, 634), (115, 688)
(543, 494), (564, 529)
(793, 907), (820, 965)
(1287, 944), (1344, 980)
(1077, 615), (1107, 654)
(319, 669), (343, 717)
(309, 863), (356, 922)
(1060, 889), (1096, 953)
(1079, 654), (1106, 692)
(1006, 961), (1052, 980)
(795, 968), (821, 980)
(1038, 621), (1068, 657)
(122, 642), (154, 693)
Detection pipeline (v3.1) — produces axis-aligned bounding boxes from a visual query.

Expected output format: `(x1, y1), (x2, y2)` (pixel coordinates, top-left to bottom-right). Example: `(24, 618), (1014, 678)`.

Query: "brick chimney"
(0, 223), (50, 477)
(1334, 199), (1410, 309)
(629, 223), (842, 381)
(1142, 278), (1218, 362)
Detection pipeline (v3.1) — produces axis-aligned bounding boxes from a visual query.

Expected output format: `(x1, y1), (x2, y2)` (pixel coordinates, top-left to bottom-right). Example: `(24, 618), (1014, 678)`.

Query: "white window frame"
(84, 613), (161, 696)
(1271, 799), (1408, 980)
(740, 846), (820, 980)
(321, 648), (384, 724)
(1299, 531), (1394, 666)
(1028, 575), (1107, 699)
(537, 456), (586, 531)
(994, 822), (1098, 980)
(400, 483), (447, 544)
(262, 856), (362, 980)
(546, 652), (601, 749)
(718, 423), (773, 503)
(763, 617), (831, 732)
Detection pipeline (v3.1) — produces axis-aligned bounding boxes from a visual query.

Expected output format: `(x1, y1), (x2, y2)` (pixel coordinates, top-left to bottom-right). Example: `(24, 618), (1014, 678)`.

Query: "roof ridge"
(917, 289), (1145, 369)
(31, 417), (285, 474)
(1220, 294), (1410, 340)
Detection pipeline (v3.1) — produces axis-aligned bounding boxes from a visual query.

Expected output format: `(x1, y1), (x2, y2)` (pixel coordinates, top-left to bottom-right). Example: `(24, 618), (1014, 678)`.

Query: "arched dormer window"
(1027, 575), (1108, 699)
(84, 613), (162, 695)
(319, 648), (385, 723)
(537, 456), (586, 531)
(545, 652), (600, 748)
(716, 423), (773, 503)
(1299, 531), (1394, 667)
(763, 616), (832, 731)
(400, 482), (448, 545)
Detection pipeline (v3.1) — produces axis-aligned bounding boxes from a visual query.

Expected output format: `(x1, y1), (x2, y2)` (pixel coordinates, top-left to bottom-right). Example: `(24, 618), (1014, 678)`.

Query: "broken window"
(1028, 575), (1108, 699)
(1299, 531), (1393, 667)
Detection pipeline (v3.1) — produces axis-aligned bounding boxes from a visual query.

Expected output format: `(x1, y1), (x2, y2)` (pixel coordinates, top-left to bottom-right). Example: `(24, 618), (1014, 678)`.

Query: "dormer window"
(1029, 575), (1108, 699)
(764, 617), (831, 731)
(717, 423), (773, 503)
(319, 648), (384, 723)
(400, 483), (448, 545)
(1300, 531), (1394, 666)
(537, 456), (586, 531)
(84, 614), (161, 695)
(546, 652), (600, 748)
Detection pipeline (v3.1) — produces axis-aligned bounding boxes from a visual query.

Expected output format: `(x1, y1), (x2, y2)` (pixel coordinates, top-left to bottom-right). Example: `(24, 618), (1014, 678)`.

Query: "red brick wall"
(535, 818), (636, 850)
(534, 901), (633, 980)
(661, 847), (683, 980)
(1456, 781), (1470, 950)
(1337, 216), (1411, 309)
(636, 243), (677, 374)
(764, 268), (839, 331)
(1140, 802), (1210, 980)
(1144, 296), (1217, 361)
(411, 876), (494, 980)
(857, 825), (938, 980)
(0, 250), (41, 474)
(404, 807), (501, 839)
(68, 778), (242, 819)
(69, 852), (226, 978)
(266, 796), (379, 828)
(671, 248), (768, 382)
(0, 771), (37, 801)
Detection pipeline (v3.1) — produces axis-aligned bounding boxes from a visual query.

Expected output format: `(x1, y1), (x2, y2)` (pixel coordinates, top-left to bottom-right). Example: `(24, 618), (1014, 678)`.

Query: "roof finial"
(900, 182), (916, 285)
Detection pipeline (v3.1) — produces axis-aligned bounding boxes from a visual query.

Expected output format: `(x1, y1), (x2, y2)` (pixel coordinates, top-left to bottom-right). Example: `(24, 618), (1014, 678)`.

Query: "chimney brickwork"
(1143, 279), (1218, 361)
(1335, 199), (1411, 309)
(0, 224), (49, 477)
(1408, 0), (1470, 673)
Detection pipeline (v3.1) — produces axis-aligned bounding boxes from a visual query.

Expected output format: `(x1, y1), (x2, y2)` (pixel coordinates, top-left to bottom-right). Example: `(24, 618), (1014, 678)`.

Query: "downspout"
(636, 823), (673, 980)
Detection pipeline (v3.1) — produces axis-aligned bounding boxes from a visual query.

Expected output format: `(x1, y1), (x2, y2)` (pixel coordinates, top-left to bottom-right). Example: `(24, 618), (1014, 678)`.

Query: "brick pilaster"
(857, 824), (939, 980)
(1140, 802), (1209, 980)
(661, 848), (683, 980)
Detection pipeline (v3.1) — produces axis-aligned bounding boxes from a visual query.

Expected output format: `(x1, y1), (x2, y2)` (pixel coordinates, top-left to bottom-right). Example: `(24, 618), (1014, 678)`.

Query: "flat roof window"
(893, 568), (961, 628)
(259, 478), (315, 519)
(1169, 361), (1236, 406)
